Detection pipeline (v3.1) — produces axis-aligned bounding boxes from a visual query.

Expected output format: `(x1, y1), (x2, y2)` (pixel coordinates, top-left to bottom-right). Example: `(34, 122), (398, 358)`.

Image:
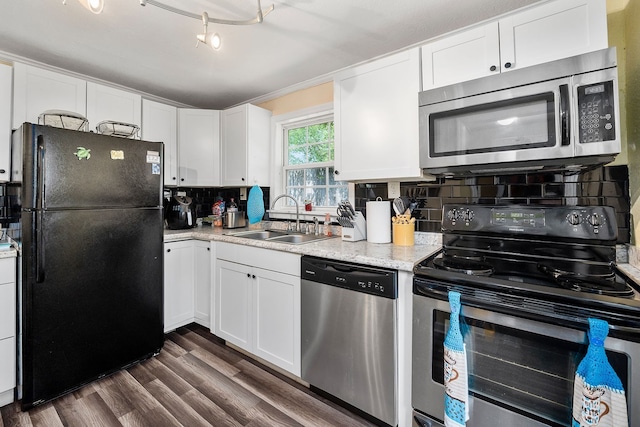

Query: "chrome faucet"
(271, 194), (300, 233)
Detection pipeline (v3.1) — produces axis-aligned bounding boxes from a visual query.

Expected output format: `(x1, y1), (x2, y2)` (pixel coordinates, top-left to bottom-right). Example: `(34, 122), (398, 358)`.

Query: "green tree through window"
(284, 118), (348, 207)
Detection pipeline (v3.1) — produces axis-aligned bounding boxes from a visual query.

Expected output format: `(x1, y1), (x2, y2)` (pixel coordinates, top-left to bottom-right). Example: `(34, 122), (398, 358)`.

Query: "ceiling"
(0, 0), (544, 110)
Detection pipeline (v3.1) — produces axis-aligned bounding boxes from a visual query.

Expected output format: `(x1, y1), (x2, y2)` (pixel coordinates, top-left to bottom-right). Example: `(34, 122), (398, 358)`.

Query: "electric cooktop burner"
(418, 204), (640, 301)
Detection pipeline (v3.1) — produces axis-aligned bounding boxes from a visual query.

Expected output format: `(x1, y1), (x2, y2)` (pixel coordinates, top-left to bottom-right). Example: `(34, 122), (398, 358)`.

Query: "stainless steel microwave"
(419, 48), (620, 176)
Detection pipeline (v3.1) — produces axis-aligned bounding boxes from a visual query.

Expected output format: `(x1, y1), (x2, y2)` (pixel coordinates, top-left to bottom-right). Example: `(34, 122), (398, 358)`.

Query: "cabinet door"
(142, 100), (178, 186)
(86, 82), (142, 136)
(12, 63), (86, 129)
(0, 283), (15, 340)
(0, 63), (11, 182)
(163, 241), (195, 332)
(178, 109), (220, 187)
(421, 23), (500, 89)
(220, 105), (248, 186)
(499, 0), (608, 72)
(253, 268), (300, 375)
(215, 260), (251, 350)
(334, 49), (421, 181)
(221, 104), (271, 186)
(0, 338), (15, 394)
(193, 241), (211, 328)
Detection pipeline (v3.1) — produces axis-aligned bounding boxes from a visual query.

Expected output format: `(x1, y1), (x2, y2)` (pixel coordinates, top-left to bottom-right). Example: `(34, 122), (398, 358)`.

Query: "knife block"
(342, 212), (367, 242)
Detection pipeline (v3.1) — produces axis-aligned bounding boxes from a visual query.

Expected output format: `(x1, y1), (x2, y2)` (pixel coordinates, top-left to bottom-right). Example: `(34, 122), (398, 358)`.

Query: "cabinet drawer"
(0, 283), (15, 340)
(217, 242), (300, 276)
(0, 337), (16, 392)
(0, 258), (15, 285)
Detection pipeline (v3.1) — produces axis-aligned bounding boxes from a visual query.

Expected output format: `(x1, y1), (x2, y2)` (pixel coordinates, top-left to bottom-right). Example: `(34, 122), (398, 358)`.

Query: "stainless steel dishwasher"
(301, 256), (398, 426)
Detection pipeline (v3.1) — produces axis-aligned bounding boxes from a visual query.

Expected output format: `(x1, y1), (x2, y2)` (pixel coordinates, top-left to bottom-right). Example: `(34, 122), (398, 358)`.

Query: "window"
(283, 116), (348, 207)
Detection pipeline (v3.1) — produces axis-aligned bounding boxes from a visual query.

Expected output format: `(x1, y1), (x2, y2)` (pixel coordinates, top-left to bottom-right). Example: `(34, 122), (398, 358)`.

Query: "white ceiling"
(0, 0), (543, 109)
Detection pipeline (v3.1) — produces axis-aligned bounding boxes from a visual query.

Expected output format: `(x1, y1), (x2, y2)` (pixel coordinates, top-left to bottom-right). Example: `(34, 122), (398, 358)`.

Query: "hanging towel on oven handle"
(444, 291), (469, 427)
(572, 318), (628, 427)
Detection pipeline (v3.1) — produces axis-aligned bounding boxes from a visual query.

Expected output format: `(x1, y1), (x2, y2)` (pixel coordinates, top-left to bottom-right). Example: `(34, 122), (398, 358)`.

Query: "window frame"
(269, 102), (353, 221)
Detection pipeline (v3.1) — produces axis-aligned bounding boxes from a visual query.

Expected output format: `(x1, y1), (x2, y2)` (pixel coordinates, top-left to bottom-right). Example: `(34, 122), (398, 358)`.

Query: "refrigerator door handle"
(36, 210), (45, 283)
(36, 136), (45, 282)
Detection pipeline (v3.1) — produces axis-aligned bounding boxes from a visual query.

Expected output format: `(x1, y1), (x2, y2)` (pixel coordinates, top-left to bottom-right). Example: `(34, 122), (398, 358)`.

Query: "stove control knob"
(463, 209), (474, 222)
(447, 209), (457, 221)
(587, 213), (601, 226)
(567, 212), (582, 225)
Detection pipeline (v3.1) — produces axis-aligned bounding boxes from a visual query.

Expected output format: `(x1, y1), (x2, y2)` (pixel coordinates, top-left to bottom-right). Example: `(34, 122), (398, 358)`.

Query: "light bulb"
(78, 0), (104, 14)
(210, 33), (221, 50)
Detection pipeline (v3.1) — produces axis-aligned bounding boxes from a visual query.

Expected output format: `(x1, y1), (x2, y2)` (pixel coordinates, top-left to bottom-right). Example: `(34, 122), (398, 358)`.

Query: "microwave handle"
(559, 84), (570, 146)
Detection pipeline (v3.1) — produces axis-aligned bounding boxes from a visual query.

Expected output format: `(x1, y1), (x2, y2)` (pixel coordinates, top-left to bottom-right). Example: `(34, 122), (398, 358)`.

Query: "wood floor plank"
(28, 405), (64, 427)
(179, 389), (242, 427)
(140, 356), (193, 396)
(1, 323), (379, 427)
(142, 379), (212, 427)
(234, 359), (376, 427)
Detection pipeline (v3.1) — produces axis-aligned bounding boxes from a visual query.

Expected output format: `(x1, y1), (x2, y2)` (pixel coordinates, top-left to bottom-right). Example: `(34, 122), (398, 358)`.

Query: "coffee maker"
(165, 194), (196, 229)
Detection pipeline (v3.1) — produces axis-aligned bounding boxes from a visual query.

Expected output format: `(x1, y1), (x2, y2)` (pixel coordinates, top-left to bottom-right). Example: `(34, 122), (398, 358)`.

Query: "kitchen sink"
(229, 230), (288, 240)
(230, 229), (333, 245)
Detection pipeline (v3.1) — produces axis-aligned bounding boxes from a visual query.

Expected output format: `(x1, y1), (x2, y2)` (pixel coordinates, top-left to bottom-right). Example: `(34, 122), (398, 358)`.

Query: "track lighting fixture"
(62, 0), (104, 14)
(196, 12), (222, 51)
(140, 0), (274, 51)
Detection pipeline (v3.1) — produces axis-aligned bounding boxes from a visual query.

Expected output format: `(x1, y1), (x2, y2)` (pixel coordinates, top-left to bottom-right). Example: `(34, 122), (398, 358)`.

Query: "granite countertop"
(164, 226), (442, 272)
(0, 248), (18, 259)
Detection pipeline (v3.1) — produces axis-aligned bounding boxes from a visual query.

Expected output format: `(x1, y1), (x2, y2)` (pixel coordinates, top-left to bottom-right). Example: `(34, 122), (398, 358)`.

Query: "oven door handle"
(414, 279), (640, 339)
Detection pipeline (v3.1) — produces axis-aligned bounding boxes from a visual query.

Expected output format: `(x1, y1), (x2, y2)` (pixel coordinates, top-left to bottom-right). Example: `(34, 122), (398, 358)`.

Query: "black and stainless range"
(412, 204), (640, 427)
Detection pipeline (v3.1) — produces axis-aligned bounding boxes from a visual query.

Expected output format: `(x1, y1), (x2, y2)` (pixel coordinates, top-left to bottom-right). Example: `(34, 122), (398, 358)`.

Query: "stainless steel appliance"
(301, 256), (397, 426)
(412, 204), (640, 427)
(12, 123), (164, 409)
(419, 48), (620, 176)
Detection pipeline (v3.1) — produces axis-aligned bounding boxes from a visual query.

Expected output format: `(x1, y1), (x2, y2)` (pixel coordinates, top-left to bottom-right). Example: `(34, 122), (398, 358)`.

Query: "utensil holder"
(342, 212), (367, 242)
(393, 222), (414, 246)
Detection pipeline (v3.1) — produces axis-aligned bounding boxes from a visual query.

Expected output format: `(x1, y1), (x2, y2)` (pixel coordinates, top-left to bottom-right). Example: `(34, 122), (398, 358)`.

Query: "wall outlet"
(388, 181), (401, 199)
(239, 187), (247, 201)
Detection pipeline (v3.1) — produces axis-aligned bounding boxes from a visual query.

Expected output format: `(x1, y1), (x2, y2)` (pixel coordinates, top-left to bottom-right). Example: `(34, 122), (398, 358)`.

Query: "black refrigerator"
(13, 123), (164, 409)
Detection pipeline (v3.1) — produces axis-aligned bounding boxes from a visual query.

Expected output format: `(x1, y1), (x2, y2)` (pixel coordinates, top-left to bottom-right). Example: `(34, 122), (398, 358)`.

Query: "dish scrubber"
(247, 185), (265, 224)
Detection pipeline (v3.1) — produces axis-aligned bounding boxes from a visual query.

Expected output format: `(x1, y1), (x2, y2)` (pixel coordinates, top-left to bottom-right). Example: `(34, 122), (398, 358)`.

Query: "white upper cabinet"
(0, 63), (11, 182)
(498, 0), (607, 72)
(421, 0), (608, 90)
(422, 23), (500, 89)
(334, 48), (421, 181)
(220, 104), (271, 187)
(142, 99), (178, 186)
(12, 63), (86, 129)
(86, 82), (142, 136)
(178, 108), (220, 187)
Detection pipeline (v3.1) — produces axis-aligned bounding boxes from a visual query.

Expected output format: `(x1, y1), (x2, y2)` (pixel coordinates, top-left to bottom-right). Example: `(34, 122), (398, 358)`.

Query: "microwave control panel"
(577, 81), (616, 144)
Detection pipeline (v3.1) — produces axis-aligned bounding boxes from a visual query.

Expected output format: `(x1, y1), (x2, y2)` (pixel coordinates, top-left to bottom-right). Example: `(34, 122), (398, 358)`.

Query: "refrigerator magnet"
(110, 150), (125, 160)
(146, 151), (160, 163)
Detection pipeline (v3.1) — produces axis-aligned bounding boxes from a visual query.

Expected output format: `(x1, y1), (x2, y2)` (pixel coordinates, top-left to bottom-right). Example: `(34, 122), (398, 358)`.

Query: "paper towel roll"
(366, 200), (391, 243)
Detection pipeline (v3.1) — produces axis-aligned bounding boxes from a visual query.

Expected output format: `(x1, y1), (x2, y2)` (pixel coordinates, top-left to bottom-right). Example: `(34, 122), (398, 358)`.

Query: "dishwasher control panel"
(301, 256), (397, 299)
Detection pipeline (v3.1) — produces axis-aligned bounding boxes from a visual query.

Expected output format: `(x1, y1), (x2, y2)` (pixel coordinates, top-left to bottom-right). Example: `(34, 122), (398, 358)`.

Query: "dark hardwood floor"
(1, 324), (377, 427)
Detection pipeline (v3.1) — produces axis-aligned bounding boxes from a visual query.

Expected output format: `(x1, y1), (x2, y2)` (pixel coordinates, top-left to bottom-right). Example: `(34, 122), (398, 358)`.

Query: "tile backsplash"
(355, 165), (631, 243)
(166, 186), (270, 220)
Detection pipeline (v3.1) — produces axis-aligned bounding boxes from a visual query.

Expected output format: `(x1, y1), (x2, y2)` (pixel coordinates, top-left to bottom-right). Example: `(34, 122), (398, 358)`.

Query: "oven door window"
(432, 310), (629, 426)
(429, 92), (556, 157)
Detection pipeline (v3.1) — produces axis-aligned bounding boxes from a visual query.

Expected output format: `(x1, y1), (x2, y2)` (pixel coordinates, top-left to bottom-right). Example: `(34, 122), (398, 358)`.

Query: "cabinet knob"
(334, 170), (340, 175)
(172, 177), (177, 181)
(207, 247), (210, 251)
(0, 169), (5, 174)
(489, 65), (497, 72)
(504, 62), (512, 69)
(181, 178), (185, 181)
(252, 274), (256, 279)
(241, 177), (245, 181)
(247, 273), (251, 278)
(166, 249), (171, 253)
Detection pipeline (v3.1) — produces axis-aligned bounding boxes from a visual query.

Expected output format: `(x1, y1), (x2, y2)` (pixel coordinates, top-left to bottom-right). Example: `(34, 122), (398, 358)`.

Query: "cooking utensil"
(393, 197), (404, 216)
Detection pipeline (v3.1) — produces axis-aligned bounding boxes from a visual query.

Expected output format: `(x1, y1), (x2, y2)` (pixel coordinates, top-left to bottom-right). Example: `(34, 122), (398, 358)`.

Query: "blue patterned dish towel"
(444, 291), (469, 427)
(246, 185), (265, 224)
(572, 318), (628, 427)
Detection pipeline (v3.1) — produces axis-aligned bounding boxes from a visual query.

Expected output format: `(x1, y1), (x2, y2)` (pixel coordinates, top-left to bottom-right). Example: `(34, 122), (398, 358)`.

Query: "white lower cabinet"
(215, 243), (301, 375)
(193, 240), (212, 328)
(163, 240), (212, 333)
(0, 256), (16, 407)
(164, 241), (195, 332)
